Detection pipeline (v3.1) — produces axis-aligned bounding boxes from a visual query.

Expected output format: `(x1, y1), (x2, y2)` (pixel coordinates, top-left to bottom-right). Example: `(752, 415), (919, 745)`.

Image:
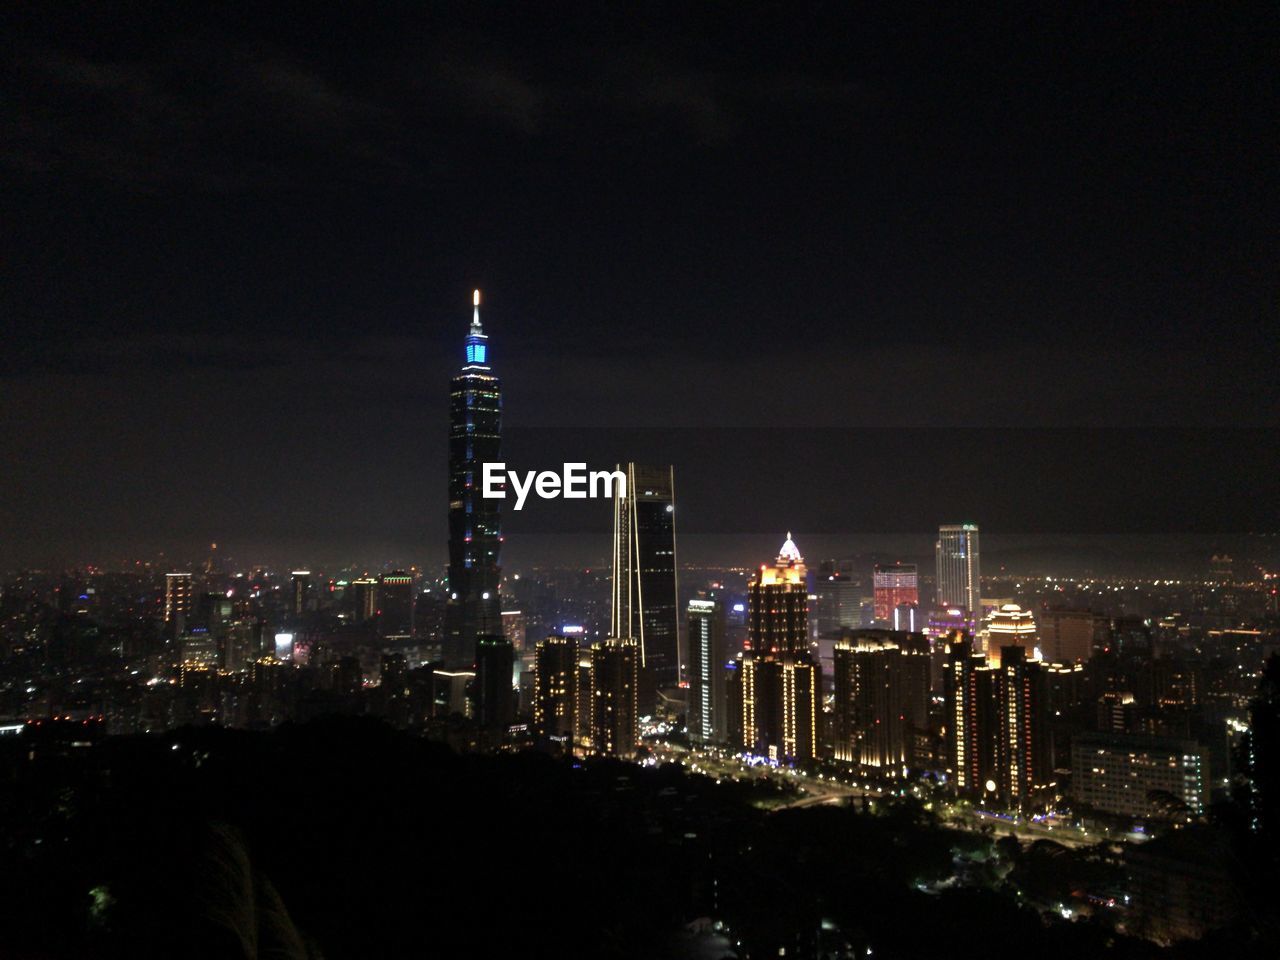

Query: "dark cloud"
(2, 44), (419, 192)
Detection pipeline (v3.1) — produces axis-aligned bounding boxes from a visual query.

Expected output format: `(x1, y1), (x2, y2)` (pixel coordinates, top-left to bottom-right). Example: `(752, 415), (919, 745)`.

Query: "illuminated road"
(649, 741), (868, 809)
(649, 740), (1116, 848)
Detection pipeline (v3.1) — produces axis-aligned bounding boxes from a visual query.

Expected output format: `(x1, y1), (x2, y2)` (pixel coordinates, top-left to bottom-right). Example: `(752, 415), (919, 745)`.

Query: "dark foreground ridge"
(1, 718), (1275, 960)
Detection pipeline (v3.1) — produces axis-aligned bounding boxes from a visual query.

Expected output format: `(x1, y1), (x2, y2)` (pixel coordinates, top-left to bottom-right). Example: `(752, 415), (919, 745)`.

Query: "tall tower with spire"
(443, 289), (503, 668)
(735, 533), (821, 761)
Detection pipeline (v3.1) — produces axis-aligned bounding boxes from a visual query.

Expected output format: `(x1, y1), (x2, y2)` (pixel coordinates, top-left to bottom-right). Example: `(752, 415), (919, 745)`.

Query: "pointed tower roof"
(778, 531), (802, 564)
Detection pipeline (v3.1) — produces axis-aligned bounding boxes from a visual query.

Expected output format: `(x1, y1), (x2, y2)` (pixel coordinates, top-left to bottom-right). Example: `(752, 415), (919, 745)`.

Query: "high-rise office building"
(1038, 609), (1102, 663)
(533, 635), (579, 744)
(225, 603), (264, 673)
(688, 595), (727, 744)
(747, 534), (808, 656)
(474, 635), (515, 729)
(289, 570), (312, 617)
(737, 536), (822, 762)
(611, 463), (680, 709)
(378, 571), (415, 638)
(872, 562), (918, 624)
(164, 572), (193, 630)
(443, 290), (502, 668)
(944, 634), (1000, 795)
(350, 577), (378, 624)
(814, 568), (861, 636)
(832, 637), (908, 771)
(748, 657), (821, 762)
(892, 602), (920, 632)
(832, 629), (932, 772)
(935, 523), (981, 615)
(589, 638), (639, 759)
(997, 645), (1053, 806)
(944, 635), (1052, 808)
(501, 609), (527, 653)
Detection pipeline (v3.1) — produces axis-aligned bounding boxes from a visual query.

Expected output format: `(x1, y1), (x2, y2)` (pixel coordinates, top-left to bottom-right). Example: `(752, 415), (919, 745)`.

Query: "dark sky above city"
(2, 4), (1277, 568)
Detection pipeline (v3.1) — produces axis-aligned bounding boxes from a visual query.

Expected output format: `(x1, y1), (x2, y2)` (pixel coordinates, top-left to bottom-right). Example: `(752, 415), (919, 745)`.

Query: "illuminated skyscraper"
(378, 571), (415, 638)
(997, 645), (1053, 806)
(444, 290), (502, 668)
(164, 572), (193, 630)
(831, 630), (931, 772)
(738, 535), (822, 761)
(944, 634), (1000, 794)
(747, 534), (808, 656)
(290, 570), (311, 617)
(872, 562), (918, 624)
(500, 609), (527, 653)
(935, 523), (981, 615)
(611, 463), (679, 710)
(814, 567), (860, 635)
(533, 635), (579, 744)
(350, 577), (378, 624)
(892, 602), (920, 632)
(688, 595), (727, 744)
(944, 634), (1052, 808)
(589, 638), (639, 759)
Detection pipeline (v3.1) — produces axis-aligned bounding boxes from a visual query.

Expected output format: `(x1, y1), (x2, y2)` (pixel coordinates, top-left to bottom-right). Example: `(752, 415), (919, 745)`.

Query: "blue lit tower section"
(443, 289), (503, 668)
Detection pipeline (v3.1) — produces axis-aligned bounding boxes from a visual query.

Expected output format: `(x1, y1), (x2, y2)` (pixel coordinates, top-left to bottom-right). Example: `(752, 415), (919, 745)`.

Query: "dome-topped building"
(984, 603), (1039, 665)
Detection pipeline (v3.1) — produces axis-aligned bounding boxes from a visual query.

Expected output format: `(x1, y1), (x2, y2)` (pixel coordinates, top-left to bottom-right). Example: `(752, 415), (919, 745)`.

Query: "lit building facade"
(688, 595), (727, 744)
(500, 609), (527, 653)
(350, 577), (378, 623)
(533, 635), (579, 744)
(611, 463), (680, 709)
(814, 565), (861, 635)
(747, 534), (808, 656)
(737, 536), (821, 762)
(378, 571), (415, 638)
(444, 290), (502, 668)
(290, 570), (311, 617)
(935, 523), (980, 615)
(164, 572), (193, 629)
(589, 638), (639, 759)
(1072, 732), (1207, 820)
(832, 630), (932, 771)
(832, 637), (908, 771)
(944, 635), (1052, 808)
(997, 645), (1053, 806)
(984, 603), (1038, 665)
(944, 634), (1000, 795)
(872, 562), (918, 624)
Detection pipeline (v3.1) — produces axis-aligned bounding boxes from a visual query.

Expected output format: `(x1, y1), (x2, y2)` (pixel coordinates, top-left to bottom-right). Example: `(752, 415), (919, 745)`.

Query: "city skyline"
(2, 5), (1278, 957)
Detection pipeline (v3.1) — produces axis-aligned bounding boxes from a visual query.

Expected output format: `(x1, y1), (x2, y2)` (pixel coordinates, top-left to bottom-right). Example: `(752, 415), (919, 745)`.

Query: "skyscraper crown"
(464, 288), (490, 368)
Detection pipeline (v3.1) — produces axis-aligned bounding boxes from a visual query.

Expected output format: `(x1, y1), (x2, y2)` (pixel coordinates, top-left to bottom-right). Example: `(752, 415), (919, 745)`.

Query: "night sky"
(2, 4), (1277, 568)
